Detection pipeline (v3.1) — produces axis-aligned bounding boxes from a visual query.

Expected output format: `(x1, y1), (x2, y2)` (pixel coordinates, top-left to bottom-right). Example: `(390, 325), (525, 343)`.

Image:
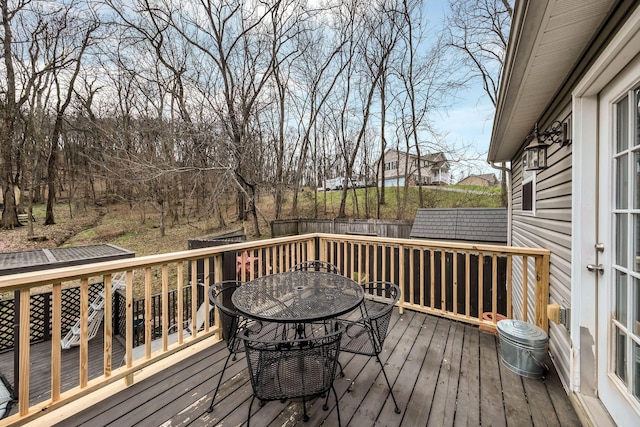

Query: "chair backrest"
(361, 281), (400, 353)
(290, 260), (341, 274)
(241, 326), (343, 402)
(209, 280), (244, 353)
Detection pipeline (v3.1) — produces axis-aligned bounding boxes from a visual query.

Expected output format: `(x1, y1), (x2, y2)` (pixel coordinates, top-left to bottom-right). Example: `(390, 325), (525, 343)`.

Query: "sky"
(424, 0), (498, 176)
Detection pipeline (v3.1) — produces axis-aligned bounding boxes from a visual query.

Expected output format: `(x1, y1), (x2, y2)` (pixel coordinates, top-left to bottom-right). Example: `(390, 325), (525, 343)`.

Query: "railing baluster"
(80, 278), (89, 388)
(419, 248), (425, 307)
(265, 246), (272, 276)
(125, 270), (134, 384)
(478, 252), (484, 320)
(409, 247), (415, 306)
(363, 243), (368, 283)
(507, 255), (513, 319)
(453, 251), (458, 317)
(492, 254), (498, 326)
(465, 252), (470, 318)
(380, 245), (387, 280)
(355, 242), (361, 280)
(279, 244), (284, 274)
(144, 268), (153, 358)
(178, 263), (184, 345)
(342, 241), (347, 275)
(373, 244), (378, 282)
(398, 244), (404, 314)
(103, 275), (113, 378)
(441, 249), (446, 314)
(19, 288), (30, 415)
(162, 264), (169, 350)
(430, 250), (435, 310)
(191, 262), (198, 338)
(52, 282), (62, 401)
(391, 245), (396, 284)
(350, 241), (355, 279)
(522, 256), (529, 322)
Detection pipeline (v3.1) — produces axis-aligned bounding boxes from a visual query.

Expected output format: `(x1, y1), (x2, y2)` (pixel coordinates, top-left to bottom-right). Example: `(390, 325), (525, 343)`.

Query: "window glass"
(522, 156), (534, 212)
(635, 214), (640, 273)
(616, 326), (627, 383)
(633, 342), (640, 401)
(635, 151), (640, 209)
(634, 277), (640, 338)
(616, 271), (628, 326)
(618, 95), (629, 153)
(617, 154), (629, 209)
(635, 88), (640, 147)
(617, 213), (628, 268)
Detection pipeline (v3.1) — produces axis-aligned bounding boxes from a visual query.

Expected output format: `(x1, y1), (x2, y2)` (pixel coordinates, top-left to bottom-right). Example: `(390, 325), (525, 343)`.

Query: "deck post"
(534, 254), (550, 332)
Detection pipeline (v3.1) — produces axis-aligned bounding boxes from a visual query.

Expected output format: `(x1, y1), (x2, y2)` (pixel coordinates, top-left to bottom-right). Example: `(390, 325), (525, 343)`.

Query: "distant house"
(377, 149), (451, 187)
(457, 173), (499, 187)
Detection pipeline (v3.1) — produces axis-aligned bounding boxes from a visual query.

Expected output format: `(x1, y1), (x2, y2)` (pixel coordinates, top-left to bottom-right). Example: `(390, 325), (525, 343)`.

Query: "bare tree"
(446, 0), (513, 206)
(44, 8), (99, 224)
(336, 0), (401, 218)
(1, 0), (43, 228)
(446, 0), (512, 108)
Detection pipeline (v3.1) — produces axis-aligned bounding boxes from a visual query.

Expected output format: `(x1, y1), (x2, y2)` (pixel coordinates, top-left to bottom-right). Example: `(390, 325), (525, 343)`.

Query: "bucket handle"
(526, 349), (549, 375)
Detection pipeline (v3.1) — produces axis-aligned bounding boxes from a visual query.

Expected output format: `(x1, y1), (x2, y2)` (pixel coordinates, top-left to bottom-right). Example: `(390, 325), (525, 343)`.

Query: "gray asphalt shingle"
(410, 208), (507, 243)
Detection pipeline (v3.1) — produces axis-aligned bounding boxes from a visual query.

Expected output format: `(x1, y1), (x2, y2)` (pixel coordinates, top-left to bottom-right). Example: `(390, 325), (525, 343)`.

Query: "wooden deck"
(23, 309), (583, 427)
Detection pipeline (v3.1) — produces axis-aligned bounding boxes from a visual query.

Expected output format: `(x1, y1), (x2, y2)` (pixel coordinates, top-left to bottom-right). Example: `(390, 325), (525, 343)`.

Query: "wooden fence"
(271, 219), (413, 238)
(0, 233), (549, 426)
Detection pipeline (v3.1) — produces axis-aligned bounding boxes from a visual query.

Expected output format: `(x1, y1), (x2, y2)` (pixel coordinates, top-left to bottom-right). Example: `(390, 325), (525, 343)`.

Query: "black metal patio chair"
(290, 260), (341, 274)
(241, 323), (344, 427)
(339, 281), (402, 414)
(206, 280), (278, 413)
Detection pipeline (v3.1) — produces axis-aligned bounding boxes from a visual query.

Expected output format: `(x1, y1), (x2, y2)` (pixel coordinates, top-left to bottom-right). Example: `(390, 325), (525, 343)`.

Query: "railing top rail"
(317, 233), (551, 256)
(0, 234), (313, 292)
(0, 233), (548, 292)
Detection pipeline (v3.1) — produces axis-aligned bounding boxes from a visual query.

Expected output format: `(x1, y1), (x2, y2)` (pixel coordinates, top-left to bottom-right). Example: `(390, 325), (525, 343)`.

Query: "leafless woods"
(0, 0), (511, 232)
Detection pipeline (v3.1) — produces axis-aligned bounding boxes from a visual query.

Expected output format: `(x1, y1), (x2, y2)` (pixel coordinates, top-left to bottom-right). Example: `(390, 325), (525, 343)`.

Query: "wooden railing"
(0, 233), (549, 426)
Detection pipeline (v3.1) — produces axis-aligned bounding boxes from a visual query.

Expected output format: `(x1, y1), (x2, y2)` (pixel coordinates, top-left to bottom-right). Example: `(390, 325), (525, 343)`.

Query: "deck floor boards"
(454, 324), (481, 427)
(479, 331), (507, 426)
(3, 310), (581, 426)
(0, 325), (126, 412)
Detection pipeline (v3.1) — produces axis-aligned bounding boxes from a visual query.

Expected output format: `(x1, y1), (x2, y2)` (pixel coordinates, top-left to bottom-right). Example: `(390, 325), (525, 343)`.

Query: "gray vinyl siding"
(510, 110), (573, 387)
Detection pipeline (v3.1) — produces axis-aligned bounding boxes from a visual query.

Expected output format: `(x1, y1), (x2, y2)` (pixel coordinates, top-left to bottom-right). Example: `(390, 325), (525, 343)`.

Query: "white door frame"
(572, 7), (640, 425)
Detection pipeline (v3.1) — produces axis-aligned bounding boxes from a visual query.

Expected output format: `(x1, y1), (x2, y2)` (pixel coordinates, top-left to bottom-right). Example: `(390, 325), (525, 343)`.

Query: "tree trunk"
(1, 184), (20, 228)
(45, 122), (62, 225)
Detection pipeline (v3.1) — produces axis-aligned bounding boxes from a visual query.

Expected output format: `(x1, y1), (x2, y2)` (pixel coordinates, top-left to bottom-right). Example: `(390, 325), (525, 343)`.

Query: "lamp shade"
(523, 136), (548, 171)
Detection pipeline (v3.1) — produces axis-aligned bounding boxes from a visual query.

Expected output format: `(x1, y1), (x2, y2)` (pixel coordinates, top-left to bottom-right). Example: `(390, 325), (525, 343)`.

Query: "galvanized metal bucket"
(497, 319), (549, 378)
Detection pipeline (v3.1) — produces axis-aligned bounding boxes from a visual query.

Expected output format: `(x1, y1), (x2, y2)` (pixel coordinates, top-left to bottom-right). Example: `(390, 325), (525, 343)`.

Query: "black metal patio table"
(232, 270), (364, 330)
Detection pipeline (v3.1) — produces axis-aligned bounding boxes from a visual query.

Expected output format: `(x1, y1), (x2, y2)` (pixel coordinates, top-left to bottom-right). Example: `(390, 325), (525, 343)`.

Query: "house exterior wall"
(510, 106), (574, 387)
(378, 149), (450, 186)
(490, 1), (640, 423)
(379, 150), (430, 185)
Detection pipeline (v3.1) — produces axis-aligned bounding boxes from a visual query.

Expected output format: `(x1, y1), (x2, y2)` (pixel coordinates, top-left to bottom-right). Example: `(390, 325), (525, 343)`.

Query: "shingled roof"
(0, 244), (135, 276)
(410, 208), (507, 244)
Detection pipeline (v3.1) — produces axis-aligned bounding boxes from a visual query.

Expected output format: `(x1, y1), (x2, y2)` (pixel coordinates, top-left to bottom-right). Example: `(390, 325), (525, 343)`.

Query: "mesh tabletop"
(232, 271), (364, 323)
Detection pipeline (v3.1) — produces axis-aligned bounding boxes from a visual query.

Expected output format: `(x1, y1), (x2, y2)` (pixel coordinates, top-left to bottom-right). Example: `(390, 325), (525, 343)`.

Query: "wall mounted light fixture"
(523, 121), (571, 171)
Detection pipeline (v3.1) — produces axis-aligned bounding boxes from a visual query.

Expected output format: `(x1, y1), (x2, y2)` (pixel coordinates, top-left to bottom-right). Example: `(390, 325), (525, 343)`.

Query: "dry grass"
(1, 186), (501, 256)
(1, 187), (500, 298)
